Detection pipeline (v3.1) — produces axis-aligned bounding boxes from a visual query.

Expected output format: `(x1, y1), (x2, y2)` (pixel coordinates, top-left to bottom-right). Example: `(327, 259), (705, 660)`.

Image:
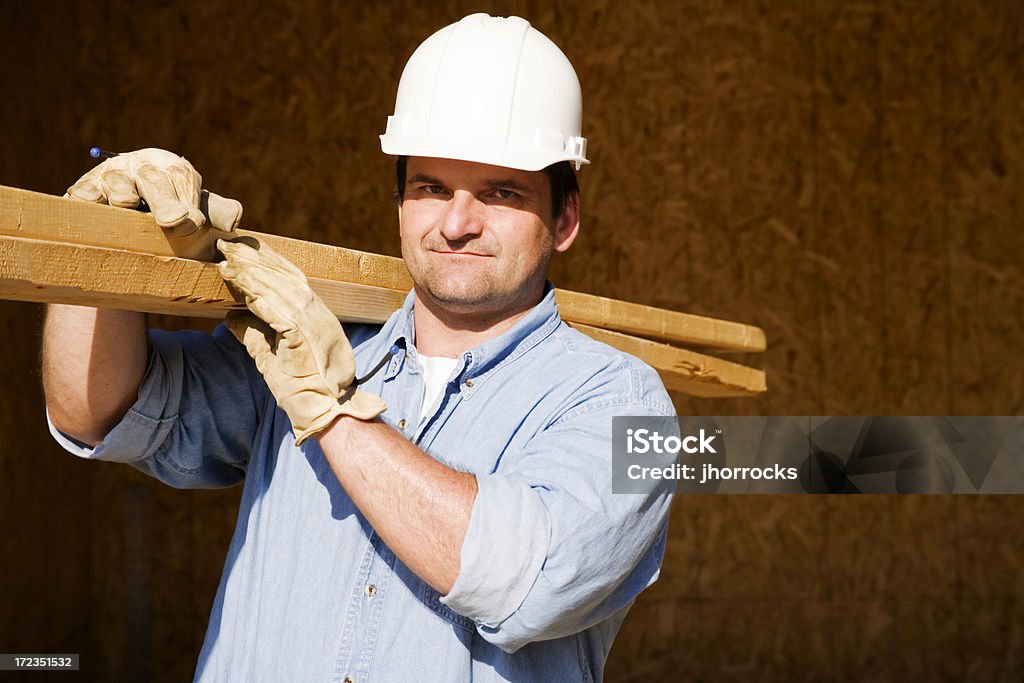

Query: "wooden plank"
(0, 184), (415, 290)
(554, 289), (766, 353)
(570, 324), (766, 397)
(0, 234), (764, 396)
(0, 184), (765, 352)
(0, 235), (406, 323)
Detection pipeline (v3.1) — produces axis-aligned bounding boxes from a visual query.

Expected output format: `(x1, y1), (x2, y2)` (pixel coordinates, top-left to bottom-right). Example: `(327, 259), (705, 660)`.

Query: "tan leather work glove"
(66, 148), (242, 261)
(217, 238), (387, 445)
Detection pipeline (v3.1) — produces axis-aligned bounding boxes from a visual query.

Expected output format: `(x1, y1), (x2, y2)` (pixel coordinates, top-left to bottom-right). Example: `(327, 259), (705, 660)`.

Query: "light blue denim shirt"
(49, 286), (675, 682)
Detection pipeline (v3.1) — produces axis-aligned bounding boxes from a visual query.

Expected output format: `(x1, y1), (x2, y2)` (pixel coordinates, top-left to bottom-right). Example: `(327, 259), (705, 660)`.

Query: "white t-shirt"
(418, 354), (460, 424)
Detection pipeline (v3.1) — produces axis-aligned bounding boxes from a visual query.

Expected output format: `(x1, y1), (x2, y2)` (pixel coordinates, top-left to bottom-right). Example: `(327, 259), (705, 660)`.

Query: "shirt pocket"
(416, 577), (475, 635)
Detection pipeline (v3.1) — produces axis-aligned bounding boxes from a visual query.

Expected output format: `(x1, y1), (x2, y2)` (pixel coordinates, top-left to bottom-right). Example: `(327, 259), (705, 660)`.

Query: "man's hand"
(66, 148), (243, 260)
(218, 238), (387, 445)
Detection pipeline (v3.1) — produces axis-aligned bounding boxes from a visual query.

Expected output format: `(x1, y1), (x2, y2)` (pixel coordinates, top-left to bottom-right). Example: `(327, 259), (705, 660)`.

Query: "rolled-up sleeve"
(47, 324), (268, 488)
(441, 396), (673, 653)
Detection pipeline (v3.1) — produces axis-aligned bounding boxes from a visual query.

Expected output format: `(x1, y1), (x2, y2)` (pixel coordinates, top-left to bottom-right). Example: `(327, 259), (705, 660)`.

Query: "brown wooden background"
(1, 0), (1021, 680)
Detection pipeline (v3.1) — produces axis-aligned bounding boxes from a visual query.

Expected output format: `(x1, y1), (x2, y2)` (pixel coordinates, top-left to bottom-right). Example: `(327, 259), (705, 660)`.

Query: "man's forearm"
(42, 304), (148, 446)
(317, 416), (478, 595)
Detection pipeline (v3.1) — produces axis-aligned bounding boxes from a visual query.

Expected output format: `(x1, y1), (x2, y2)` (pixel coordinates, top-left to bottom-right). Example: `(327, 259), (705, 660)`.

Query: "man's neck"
(411, 288), (543, 358)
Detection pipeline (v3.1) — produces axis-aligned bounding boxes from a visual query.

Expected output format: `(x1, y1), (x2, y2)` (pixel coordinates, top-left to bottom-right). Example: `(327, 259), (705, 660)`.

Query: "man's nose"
(439, 190), (484, 241)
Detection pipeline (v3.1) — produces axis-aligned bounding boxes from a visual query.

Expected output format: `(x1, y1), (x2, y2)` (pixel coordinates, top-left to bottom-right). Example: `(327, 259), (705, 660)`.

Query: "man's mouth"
(431, 250), (493, 258)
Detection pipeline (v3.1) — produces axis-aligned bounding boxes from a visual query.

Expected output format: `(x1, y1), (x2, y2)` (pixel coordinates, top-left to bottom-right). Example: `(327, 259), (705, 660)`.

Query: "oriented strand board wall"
(0, 0), (1021, 680)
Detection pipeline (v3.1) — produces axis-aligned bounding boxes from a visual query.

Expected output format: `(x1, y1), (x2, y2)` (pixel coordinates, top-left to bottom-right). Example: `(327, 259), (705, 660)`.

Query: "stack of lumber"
(0, 185), (766, 397)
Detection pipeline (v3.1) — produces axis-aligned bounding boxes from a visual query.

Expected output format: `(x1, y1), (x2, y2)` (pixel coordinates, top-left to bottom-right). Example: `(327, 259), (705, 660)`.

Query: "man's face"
(399, 156), (579, 321)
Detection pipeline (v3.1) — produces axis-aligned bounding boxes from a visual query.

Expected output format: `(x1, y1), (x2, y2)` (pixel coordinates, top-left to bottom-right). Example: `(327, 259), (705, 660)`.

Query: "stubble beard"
(411, 251), (552, 318)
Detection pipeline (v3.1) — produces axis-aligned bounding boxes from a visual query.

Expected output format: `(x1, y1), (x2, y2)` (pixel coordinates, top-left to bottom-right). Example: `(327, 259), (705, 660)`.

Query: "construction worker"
(43, 14), (674, 682)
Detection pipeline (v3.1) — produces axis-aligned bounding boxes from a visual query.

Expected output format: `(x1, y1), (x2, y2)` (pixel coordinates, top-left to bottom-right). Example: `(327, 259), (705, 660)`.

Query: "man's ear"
(553, 192), (580, 253)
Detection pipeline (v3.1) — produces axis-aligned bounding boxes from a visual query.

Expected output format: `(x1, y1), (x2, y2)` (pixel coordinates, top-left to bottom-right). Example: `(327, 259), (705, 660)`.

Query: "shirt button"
(364, 584), (377, 598)
(398, 419), (408, 430)
(465, 379), (474, 388)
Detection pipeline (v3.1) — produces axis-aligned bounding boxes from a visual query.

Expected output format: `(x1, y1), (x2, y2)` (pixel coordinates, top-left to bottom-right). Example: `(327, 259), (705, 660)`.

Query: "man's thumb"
(201, 190), (243, 231)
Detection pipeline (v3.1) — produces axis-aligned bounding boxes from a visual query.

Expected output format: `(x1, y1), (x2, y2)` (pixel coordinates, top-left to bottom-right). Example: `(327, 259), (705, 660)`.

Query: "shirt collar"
(378, 284), (562, 383)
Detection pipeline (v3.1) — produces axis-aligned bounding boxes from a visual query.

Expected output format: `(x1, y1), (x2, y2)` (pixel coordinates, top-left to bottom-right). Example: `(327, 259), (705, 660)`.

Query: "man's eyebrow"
(407, 173), (444, 186)
(406, 174), (534, 194)
(482, 178), (533, 193)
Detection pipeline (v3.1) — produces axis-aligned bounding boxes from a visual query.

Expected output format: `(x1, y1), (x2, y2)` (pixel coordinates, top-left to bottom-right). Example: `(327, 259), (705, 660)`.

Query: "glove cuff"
(293, 390), (388, 446)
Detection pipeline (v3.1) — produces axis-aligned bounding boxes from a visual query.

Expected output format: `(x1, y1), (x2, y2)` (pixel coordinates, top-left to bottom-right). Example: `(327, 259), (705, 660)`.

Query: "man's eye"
(424, 185), (445, 195)
(493, 188), (517, 200)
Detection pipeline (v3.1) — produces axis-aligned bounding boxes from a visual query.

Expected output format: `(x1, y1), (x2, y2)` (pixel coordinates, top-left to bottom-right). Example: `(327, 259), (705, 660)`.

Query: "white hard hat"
(380, 13), (589, 171)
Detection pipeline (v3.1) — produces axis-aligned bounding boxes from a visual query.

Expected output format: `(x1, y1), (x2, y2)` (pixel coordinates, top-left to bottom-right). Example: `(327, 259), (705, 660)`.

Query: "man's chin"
(425, 287), (499, 310)
(415, 277), (514, 312)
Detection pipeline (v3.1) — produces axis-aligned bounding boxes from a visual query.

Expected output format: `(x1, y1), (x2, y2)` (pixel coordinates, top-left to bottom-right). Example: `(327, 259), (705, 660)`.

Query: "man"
(43, 14), (674, 682)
